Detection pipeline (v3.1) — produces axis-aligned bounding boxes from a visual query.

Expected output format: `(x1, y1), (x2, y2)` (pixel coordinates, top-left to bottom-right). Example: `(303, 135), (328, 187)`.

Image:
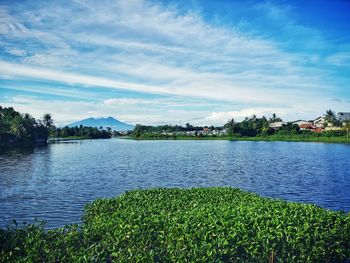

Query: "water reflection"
(0, 139), (349, 228)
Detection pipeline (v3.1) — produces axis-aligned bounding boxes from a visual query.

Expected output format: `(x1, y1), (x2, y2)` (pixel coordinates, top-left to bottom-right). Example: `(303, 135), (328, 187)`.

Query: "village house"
(269, 121), (286, 130)
(313, 116), (326, 128)
(292, 120), (314, 131)
(288, 118), (325, 132)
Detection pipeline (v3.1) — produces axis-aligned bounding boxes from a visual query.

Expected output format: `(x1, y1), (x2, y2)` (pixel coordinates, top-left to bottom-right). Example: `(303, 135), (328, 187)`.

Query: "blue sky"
(0, 0), (349, 126)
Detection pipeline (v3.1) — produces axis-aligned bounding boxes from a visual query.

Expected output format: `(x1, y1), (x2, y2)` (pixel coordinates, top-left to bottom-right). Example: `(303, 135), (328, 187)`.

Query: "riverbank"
(48, 136), (90, 142)
(130, 134), (350, 143)
(1, 188), (349, 262)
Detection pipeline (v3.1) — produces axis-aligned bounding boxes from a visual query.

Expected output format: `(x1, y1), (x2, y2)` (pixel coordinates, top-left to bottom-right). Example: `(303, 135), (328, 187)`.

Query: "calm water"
(0, 139), (349, 229)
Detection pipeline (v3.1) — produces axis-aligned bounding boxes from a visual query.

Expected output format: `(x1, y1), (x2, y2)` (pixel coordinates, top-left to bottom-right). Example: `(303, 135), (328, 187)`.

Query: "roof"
(338, 112), (350, 121)
(313, 116), (325, 123)
(269, 121), (286, 128)
(299, 124), (314, 129)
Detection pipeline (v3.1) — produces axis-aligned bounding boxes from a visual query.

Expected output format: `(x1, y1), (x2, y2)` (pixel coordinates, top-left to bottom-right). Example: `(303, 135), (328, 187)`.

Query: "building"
(338, 112), (350, 122)
(299, 123), (314, 131)
(292, 120), (313, 126)
(313, 116), (325, 128)
(269, 121), (286, 130)
(292, 120), (314, 131)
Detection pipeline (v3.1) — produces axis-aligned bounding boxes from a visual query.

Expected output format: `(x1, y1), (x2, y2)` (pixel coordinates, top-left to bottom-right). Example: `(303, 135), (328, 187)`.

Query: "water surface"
(0, 139), (349, 228)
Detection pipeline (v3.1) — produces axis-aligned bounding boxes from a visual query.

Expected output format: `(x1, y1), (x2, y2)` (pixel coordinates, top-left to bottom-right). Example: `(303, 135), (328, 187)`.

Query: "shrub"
(1, 188), (349, 262)
(322, 130), (346, 137)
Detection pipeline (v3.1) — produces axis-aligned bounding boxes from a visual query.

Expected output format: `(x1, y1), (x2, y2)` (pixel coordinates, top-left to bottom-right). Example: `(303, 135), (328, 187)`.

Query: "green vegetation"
(52, 125), (112, 139)
(0, 106), (52, 147)
(0, 107), (113, 147)
(1, 188), (349, 262)
(132, 111), (350, 143)
(133, 122), (220, 137)
(133, 134), (349, 143)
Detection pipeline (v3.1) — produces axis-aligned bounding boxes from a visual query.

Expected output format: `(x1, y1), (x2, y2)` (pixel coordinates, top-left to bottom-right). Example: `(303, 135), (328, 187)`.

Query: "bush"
(1, 188), (350, 262)
(322, 130), (346, 137)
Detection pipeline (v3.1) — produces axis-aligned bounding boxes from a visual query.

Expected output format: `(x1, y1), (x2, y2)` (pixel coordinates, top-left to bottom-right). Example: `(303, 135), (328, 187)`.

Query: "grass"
(1, 188), (349, 262)
(131, 134), (350, 143)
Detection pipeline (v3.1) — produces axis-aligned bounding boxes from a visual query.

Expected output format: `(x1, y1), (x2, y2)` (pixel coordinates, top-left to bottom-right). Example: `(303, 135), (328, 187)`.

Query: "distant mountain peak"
(67, 116), (134, 131)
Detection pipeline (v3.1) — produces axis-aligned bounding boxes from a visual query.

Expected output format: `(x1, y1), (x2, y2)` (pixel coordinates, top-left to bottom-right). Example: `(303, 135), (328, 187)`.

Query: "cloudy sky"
(1, 0), (349, 126)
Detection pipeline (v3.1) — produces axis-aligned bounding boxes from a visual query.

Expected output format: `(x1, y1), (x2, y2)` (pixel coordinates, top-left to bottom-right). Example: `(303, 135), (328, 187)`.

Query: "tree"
(324, 109), (338, 126)
(42, 113), (54, 128)
(226, 118), (236, 136)
(185, 122), (193, 131)
(271, 113), (276, 122)
(10, 116), (26, 140)
(269, 113), (282, 123)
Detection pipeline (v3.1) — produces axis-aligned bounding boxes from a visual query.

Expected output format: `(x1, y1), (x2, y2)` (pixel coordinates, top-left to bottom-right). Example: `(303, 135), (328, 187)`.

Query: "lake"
(0, 139), (349, 229)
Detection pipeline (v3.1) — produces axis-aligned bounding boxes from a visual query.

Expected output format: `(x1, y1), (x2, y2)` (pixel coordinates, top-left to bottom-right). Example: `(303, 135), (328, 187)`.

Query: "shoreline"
(127, 135), (350, 144)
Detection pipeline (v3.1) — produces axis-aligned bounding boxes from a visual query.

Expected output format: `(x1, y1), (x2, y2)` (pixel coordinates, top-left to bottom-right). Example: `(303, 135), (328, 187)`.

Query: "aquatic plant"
(1, 188), (349, 262)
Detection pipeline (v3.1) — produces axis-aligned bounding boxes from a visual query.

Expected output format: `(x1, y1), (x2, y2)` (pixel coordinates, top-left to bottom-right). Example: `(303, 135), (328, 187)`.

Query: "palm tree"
(10, 116), (26, 141)
(324, 110), (337, 126)
(226, 118), (235, 136)
(270, 113), (277, 123)
(269, 113), (282, 123)
(42, 113), (53, 128)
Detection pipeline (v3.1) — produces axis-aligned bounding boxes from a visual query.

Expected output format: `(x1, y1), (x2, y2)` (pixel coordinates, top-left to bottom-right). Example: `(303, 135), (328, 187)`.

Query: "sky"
(0, 0), (350, 126)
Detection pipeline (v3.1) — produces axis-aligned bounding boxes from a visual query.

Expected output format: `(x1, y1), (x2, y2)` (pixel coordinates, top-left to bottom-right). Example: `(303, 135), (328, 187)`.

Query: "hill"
(67, 117), (134, 131)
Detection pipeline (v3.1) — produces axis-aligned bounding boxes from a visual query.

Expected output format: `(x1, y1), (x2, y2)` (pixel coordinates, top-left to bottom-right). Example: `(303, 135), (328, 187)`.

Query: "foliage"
(0, 106), (50, 146)
(277, 123), (300, 135)
(1, 188), (349, 262)
(325, 109), (338, 126)
(225, 115), (270, 137)
(52, 125), (112, 139)
(133, 123), (222, 138)
(0, 107), (114, 147)
(269, 113), (282, 123)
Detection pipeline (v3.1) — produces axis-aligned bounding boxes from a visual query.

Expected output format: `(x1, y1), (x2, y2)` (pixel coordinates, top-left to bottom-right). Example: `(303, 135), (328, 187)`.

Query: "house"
(313, 116), (325, 128)
(338, 112), (350, 122)
(299, 123), (314, 131)
(292, 120), (314, 130)
(269, 121), (286, 130)
(292, 120), (312, 126)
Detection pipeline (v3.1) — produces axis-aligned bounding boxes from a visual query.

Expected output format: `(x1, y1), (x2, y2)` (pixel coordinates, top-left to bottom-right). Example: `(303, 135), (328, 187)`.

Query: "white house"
(313, 116), (325, 128)
(292, 120), (313, 126)
(269, 121), (286, 129)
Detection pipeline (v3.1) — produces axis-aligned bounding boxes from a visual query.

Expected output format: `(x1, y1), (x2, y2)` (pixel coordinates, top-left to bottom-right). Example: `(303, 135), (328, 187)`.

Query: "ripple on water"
(0, 139), (349, 228)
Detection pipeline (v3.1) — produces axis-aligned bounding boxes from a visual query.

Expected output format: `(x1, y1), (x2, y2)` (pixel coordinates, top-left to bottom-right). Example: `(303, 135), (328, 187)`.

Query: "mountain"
(67, 117), (134, 131)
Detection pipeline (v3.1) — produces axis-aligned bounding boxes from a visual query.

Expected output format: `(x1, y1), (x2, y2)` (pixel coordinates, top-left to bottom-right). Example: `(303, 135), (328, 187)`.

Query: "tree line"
(133, 123), (224, 137)
(224, 114), (297, 137)
(132, 110), (348, 138)
(0, 107), (112, 147)
(52, 126), (112, 139)
(0, 106), (53, 146)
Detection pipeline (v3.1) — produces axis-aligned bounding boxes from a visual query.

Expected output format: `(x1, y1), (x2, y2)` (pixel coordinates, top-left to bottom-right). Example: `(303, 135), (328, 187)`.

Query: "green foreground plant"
(1, 188), (349, 262)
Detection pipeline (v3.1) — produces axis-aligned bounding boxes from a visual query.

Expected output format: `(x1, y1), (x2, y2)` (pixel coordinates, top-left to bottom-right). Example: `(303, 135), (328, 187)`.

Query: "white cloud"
(0, 0), (348, 124)
(2, 95), (349, 127)
(205, 108), (288, 124)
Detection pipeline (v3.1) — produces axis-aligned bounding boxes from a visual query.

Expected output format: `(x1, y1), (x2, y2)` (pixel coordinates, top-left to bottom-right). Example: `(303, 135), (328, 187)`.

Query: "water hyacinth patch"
(1, 187), (349, 262)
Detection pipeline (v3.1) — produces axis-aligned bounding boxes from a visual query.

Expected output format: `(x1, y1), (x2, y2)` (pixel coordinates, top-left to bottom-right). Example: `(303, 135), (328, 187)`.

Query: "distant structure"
(269, 121), (286, 130)
(313, 116), (326, 128)
(338, 112), (350, 122)
(292, 120), (313, 130)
